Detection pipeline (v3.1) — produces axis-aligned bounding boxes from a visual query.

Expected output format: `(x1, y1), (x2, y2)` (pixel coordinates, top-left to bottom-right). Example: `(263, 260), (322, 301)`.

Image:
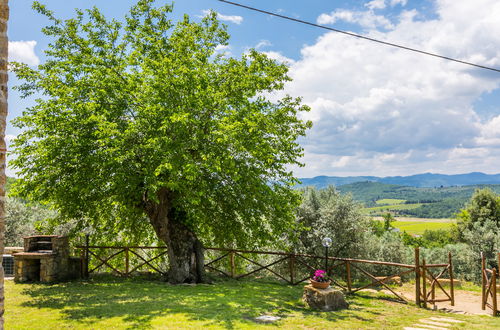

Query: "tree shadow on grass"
(19, 276), (382, 329)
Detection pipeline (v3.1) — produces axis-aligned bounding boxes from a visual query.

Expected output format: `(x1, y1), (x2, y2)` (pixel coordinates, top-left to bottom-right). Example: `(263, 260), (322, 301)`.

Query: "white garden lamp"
(322, 237), (332, 273)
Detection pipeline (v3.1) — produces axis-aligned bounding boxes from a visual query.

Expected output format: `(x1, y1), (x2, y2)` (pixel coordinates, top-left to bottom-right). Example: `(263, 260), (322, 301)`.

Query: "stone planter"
(303, 284), (349, 311)
(310, 279), (331, 289)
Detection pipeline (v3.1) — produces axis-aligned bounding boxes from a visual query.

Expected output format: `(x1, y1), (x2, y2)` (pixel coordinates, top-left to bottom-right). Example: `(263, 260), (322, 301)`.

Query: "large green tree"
(11, 1), (311, 283)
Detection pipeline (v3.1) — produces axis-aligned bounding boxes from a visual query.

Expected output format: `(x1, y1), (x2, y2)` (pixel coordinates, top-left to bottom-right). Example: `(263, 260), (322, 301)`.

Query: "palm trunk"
(0, 0), (8, 327)
(144, 188), (204, 284)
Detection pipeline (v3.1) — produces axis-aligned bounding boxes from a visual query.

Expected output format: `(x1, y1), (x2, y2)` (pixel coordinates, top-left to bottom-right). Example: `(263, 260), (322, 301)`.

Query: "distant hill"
(331, 181), (500, 218)
(298, 172), (500, 189)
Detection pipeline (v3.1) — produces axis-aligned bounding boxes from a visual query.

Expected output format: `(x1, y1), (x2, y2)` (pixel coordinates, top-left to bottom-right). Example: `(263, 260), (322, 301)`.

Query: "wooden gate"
(414, 248), (455, 308)
(481, 252), (499, 316)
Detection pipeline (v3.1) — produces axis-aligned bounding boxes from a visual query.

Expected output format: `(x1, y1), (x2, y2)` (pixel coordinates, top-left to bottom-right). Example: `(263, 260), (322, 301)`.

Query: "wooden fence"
(76, 244), (454, 308)
(77, 245), (169, 277)
(481, 252), (499, 316)
(205, 247), (419, 303)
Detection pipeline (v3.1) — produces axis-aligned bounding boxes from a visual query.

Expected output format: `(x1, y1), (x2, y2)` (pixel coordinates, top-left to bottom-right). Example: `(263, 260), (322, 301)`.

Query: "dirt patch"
(365, 285), (490, 316)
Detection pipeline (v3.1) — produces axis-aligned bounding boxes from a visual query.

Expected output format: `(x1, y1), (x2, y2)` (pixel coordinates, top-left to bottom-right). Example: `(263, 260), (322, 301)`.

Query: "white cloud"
(289, 0), (500, 177)
(202, 10), (243, 25)
(262, 51), (295, 65)
(390, 0), (407, 6)
(255, 40), (272, 50)
(9, 40), (40, 66)
(317, 9), (394, 30)
(366, 0), (386, 10)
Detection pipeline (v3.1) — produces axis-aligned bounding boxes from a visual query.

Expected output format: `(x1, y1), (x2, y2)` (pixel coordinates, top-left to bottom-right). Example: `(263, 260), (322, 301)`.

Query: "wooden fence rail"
(75, 244), (454, 307)
(481, 252), (499, 316)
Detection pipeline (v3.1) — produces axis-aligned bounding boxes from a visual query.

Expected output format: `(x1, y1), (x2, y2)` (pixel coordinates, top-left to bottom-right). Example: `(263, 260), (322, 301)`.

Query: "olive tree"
(11, 1), (310, 283)
(295, 186), (370, 258)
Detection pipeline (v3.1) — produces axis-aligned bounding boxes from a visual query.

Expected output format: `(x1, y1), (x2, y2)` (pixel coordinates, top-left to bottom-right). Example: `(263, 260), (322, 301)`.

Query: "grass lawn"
(5, 276), (499, 329)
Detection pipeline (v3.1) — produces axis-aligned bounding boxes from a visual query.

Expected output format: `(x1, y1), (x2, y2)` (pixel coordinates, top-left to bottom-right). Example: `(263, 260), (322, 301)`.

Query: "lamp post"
(322, 237), (332, 273)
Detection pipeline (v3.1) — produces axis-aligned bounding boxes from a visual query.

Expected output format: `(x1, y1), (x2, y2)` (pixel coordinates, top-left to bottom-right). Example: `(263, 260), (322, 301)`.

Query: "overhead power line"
(218, 0), (500, 74)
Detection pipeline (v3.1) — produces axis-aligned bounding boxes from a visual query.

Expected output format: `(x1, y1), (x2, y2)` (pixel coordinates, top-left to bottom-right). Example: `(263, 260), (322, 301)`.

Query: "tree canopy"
(11, 0), (311, 282)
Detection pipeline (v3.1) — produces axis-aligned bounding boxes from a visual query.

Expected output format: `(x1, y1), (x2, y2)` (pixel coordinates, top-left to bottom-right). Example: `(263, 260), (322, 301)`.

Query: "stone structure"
(14, 235), (81, 283)
(302, 284), (349, 311)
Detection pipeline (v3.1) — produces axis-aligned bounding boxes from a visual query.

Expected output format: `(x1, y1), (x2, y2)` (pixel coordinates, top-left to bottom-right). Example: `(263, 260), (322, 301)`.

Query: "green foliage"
(382, 212), (395, 231)
(455, 188), (500, 269)
(5, 197), (57, 246)
(369, 219), (386, 236)
(294, 186), (370, 258)
(10, 0), (311, 248)
(457, 188), (500, 231)
(400, 229), (456, 249)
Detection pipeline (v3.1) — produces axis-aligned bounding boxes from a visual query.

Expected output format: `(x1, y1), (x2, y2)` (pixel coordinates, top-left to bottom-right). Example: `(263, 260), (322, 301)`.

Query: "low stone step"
(428, 317), (464, 323)
(419, 319), (452, 327)
(413, 323), (448, 330)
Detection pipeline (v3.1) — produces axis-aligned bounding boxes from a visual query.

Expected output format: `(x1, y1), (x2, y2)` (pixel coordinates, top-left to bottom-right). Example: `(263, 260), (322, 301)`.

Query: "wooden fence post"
(84, 234), (90, 279)
(125, 247), (129, 276)
(422, 258), (427, 308)
(289, 254), (295, 285)
(482, 252), (486, 310)
(493, 268), (498, 317)
(415, 247), (421, 307)
(449, 252), (454, 306)
(346, 261), (352, 293)
(230, 251), (235, 278)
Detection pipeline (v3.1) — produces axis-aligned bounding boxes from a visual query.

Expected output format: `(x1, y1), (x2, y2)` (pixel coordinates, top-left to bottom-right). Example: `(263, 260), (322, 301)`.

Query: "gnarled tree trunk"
(0, 0), (8, 326)
(144, 188), (205, 284)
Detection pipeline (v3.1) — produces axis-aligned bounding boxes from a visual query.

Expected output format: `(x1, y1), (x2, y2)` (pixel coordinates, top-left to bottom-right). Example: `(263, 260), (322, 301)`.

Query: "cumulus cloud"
(317, 9), (394, 30)
(262, 51), (295, 65)
(288, 0), (500, 176)
(202, 10), (243, 25)
(9, 40), (40, 66)
(366, 0), (386, 10)
(390, 0), (407, 6)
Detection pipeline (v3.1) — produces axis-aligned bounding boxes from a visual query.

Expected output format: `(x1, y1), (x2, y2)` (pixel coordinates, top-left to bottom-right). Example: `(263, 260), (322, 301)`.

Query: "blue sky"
(8, 0), (500, 177)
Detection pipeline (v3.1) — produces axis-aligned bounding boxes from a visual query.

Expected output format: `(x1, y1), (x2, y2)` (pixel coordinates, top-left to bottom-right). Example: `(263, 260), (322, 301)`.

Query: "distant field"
(375, 198), (406, 205)
(392, 220), (455, 235)
(363, 203), (422, 214)
(372, 216), (456, 235)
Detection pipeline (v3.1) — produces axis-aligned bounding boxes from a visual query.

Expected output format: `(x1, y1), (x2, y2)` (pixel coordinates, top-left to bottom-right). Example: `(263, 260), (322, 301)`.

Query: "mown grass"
(5, 276), (499, 329)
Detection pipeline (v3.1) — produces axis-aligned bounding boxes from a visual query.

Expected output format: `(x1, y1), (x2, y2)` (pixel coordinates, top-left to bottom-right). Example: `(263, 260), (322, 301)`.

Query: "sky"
(8, 0), (500, 178)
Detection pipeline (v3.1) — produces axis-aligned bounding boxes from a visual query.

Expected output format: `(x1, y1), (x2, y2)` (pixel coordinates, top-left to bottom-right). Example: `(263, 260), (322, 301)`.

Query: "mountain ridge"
(298, 172), (500, 188)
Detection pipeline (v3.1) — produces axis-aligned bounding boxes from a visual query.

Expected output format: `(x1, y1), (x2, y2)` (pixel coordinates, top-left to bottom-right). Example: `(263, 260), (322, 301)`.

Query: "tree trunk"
(144, 188), (205, 284)
(0, 1), (8, 327)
